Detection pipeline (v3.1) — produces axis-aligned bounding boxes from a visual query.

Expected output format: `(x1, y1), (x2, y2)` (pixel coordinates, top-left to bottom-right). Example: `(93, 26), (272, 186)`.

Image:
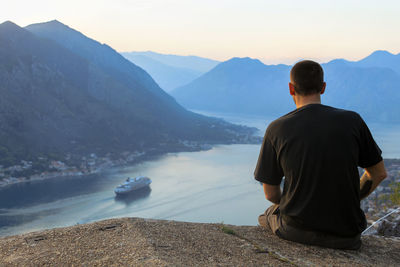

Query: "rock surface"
(1, 217), (400, 266)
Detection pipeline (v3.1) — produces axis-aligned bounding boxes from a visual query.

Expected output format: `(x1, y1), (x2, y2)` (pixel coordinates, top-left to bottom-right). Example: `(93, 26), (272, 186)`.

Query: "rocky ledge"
(1, 218), (399, 266)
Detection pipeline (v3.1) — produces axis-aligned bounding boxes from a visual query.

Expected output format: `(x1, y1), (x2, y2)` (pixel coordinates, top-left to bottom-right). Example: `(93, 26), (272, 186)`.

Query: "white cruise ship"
(114, 176), (152, 195)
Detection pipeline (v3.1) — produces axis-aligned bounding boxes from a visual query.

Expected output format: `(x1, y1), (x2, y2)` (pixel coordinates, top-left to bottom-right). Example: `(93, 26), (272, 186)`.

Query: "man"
(254, 60), (387, 250)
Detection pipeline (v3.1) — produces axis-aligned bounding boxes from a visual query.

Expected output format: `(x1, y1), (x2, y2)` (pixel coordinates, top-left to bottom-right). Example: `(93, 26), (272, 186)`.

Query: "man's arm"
(263, 183), (281, 204)
(360, 160), (387, 200)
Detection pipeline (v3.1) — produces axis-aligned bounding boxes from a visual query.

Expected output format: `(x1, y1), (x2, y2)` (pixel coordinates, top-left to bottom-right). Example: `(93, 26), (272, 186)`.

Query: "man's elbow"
(263, 183), (281, 204)
(265, 193), (280, 204)
(366, 160), (388, 183)
(378, 169), (387, 182)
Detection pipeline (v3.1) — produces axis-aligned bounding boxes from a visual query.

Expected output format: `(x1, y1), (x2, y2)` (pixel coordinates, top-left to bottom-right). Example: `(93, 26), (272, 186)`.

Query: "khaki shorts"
(258, 205), (361, 250)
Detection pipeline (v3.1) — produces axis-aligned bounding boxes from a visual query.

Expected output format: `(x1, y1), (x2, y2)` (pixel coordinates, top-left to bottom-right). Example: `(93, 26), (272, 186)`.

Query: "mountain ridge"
(0, 20), (257, 172)
(122, 53), (204, 92)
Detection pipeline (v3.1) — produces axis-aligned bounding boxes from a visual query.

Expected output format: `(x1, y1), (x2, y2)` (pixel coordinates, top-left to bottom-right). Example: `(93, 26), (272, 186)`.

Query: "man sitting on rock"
(254, 60), (387, 250)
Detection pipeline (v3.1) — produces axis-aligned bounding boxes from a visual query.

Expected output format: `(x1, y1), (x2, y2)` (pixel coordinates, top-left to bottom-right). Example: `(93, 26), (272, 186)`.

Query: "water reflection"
(0, 207), (63, 228)
(114, 187), (152, 205)
(0, 174), (108, 209)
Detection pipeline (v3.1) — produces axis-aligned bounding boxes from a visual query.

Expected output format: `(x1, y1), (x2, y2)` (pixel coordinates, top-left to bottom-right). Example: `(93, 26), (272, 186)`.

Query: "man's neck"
(294, 94), (321, 109)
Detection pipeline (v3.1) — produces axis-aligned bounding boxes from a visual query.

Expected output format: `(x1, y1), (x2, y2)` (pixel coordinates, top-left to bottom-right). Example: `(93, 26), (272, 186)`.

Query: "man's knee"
(258, 204), (281, 232)
(265, 204), (279, 217)
(258, 213), (269, 228)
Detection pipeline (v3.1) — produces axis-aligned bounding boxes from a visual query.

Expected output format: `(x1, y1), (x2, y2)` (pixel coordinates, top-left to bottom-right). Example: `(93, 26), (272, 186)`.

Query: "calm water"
(0, 111), (399, 237)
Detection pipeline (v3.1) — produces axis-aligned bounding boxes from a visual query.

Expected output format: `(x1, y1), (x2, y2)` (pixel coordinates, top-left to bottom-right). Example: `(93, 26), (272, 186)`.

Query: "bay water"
(0, 111), (398, 237)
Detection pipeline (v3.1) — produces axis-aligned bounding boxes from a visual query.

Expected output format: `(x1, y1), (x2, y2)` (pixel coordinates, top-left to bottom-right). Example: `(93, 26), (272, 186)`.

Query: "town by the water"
(0, 136), (258, 188)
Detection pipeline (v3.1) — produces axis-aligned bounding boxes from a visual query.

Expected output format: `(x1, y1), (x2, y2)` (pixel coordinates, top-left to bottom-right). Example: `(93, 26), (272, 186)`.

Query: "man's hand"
(263, 183), (281, 204)
(360, 160), (387, 200)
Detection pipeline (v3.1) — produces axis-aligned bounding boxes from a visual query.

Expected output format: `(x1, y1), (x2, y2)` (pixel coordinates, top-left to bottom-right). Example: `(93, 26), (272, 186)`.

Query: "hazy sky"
(3, 0), (400, 64)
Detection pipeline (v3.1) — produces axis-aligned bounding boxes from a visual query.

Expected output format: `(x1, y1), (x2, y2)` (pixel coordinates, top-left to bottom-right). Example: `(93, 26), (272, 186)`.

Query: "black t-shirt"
(254, 104), (382, 237)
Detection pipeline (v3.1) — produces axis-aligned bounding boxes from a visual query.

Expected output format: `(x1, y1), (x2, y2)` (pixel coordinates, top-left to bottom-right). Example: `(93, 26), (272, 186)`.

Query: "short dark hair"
(290, 60), (324, 96)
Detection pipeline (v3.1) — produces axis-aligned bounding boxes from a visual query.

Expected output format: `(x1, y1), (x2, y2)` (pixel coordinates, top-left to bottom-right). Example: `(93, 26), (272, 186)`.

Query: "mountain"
(0, 21), (255, 168)
(121, 54), (203, 92)
(172, 57), (292, 116)
(352, 50), (400, 74)
(121, 51), (220, 91)
(171, 55), (400, 122)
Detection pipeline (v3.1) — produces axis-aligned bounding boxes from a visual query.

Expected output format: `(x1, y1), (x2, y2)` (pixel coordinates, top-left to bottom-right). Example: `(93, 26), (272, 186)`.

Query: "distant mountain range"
(122, 51), (219, 91)
(171, 52), (400, 123)
(122, 51), (220, 72)
(0, 20), (254, 167)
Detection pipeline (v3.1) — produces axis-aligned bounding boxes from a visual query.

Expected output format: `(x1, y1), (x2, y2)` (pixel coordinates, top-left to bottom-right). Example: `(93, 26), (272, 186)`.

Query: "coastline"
(0, 140), (259, 189)
(0, 147), (195, 189)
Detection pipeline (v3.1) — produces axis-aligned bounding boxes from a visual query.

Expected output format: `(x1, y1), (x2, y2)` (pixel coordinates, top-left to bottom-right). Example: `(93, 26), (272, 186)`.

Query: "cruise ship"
(114, 176), (152, 195)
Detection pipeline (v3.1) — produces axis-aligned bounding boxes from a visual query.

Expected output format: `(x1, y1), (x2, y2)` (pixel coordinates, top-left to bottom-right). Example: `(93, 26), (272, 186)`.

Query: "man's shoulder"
(266, 104), (363, 135)
(265, 110), (297, 137)
(323, 105), (363, 123)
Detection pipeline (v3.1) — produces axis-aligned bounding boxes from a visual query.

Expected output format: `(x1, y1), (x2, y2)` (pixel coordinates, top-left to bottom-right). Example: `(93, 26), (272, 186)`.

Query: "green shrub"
(388, 180), (400, 206)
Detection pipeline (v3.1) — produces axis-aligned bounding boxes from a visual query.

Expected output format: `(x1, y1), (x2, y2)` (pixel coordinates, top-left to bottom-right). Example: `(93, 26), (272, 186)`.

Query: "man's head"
(289, 60), (326, 107)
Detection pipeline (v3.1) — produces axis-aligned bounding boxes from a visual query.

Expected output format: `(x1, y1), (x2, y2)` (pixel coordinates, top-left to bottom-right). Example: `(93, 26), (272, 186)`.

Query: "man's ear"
(320, 82), (326, 95)
(289, 82), (296, 96)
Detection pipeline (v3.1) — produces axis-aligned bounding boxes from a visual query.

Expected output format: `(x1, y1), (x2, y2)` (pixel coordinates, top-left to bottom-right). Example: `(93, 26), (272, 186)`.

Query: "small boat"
(114, 176), (152, 195)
